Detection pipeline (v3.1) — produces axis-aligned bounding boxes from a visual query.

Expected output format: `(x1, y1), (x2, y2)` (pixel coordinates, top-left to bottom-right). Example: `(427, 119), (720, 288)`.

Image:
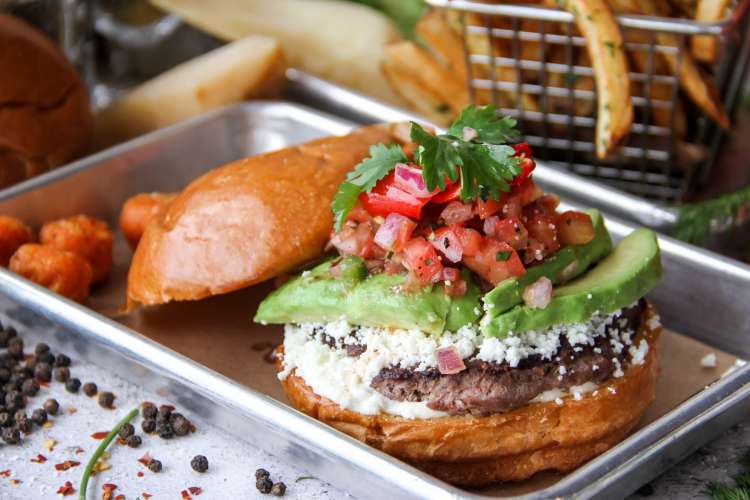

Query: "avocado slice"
(254, 260), (483, 334)
(482, 228), (662, 337)
(483, 209), (612, 316)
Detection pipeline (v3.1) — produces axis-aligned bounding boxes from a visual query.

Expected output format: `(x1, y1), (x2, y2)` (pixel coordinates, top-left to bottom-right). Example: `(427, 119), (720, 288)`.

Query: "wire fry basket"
(426, 0), (750, 202)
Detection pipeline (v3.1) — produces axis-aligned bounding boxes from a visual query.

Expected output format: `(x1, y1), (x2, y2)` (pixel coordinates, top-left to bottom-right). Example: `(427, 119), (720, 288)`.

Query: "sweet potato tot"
(10, 243), (92, 302)
(40, 215), (113, 284)
(0, 215), (34, 267)
(119, 192), (177, 250)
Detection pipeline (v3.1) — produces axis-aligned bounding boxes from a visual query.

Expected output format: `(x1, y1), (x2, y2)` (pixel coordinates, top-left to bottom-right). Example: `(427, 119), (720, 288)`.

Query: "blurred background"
(2, 0), (750, 260)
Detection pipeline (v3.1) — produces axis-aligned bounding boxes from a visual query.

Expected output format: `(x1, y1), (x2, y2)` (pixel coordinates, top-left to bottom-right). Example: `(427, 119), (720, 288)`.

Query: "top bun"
(127, 124), (399, 307)
(0, 14), (92, 188)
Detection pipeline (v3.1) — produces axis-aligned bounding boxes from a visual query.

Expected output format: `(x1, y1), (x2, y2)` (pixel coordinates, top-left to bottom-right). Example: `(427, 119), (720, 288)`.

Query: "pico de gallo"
(327, 106), (596, 298)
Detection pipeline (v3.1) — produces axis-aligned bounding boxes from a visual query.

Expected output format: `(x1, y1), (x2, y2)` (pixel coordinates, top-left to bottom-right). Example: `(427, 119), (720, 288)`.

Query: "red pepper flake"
(57, 481), (75, 496)
(73, 447), (85, 454)
(114, 496), (125, 500)
(142, 494), (153, 500)
(102, 483), (117, 500)
(10, 479), (22, 485)
(91, 431), (109, 440)
(188, 486), (203, 495)
(137, 471), (144, 477)
(181, 490), (192, 500)
(39, 380), (49, 388)
(67, 407), (78, 415)
(0, 469), (11, 477)
(54, 460), (81, 471)
(30, 454), (47, 463)
(116, 437), (127, 445)
(160, 404), (175, 412)
(137, 453), (152, 467)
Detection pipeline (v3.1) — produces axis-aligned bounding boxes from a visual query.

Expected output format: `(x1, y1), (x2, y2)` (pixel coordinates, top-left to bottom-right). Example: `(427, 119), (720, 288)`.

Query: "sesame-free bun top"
(0, 15), (92, 187)
(127, 124), (397, 307)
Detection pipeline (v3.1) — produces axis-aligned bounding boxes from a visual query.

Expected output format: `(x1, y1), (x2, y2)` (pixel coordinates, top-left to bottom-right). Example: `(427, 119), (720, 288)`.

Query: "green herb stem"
(79, 407), (139, 500)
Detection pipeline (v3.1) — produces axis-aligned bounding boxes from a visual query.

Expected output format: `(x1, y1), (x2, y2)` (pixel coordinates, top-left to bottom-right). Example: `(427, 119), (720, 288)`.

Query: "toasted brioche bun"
(278, 302), (661, 486)
(0, 14), (92, 188)
(127, 124), (399, 307)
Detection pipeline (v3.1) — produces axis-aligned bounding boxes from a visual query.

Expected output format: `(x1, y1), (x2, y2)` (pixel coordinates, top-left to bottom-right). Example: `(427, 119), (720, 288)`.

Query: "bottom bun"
(278, 302), (661, 486)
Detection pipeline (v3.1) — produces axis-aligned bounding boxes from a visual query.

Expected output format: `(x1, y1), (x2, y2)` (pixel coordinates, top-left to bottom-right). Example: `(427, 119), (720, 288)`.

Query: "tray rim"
(0, 100), (749, 499)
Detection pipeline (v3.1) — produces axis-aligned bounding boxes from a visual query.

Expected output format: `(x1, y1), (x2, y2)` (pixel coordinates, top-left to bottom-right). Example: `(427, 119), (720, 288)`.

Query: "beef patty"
(370, 301), (645, 416)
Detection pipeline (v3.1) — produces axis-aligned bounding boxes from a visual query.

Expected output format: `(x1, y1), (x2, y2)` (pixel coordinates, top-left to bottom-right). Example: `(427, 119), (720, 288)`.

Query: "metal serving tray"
(0, 100), (749, 499)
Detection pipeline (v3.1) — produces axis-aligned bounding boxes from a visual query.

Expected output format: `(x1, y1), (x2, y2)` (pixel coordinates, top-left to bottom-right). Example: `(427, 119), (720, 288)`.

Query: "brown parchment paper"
(95, 255), (738, 496)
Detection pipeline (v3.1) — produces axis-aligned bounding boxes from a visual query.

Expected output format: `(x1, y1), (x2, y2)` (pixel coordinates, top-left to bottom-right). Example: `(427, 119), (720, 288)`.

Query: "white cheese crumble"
(700, 353), (717, 368)
(628, 339), (650, 365)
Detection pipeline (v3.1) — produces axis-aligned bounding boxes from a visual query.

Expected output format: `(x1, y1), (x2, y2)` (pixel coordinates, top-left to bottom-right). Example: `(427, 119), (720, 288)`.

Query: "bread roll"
(0, 15), (92, 188)
(279, 303), (661, 486)
(126, 124), (399, 307)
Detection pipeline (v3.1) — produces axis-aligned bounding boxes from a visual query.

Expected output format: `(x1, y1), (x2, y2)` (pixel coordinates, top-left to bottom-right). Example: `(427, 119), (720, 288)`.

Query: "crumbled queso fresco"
(278, 306), (655, 419)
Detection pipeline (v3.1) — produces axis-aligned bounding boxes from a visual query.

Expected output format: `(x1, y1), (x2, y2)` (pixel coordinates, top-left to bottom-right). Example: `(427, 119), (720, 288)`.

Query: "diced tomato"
(374, 213), (417, 252)
(440, 267), (467, 297)
(485, 216), (528, 250)
(439, 201), (474, 225)
(346, 201), (372, 223)
(402, 237), (443, 286)
(384, 252), (405, 275)
(431, 181), (461, 204)
(499, 195), (523, 219)
(556, 211), (595, 246)
(513, 179), (544, 206)
(524, 237), (546, 264)
(510, 142), (536, 187)
(464, 239), (525, 286)
(431, 227), (463, 263)
(476, 197), (502, 220)
(330, 223), (375, 258)
(526, 214), (561, 256)
(361, 186), (428, 220)
(453, 226), (482, 257)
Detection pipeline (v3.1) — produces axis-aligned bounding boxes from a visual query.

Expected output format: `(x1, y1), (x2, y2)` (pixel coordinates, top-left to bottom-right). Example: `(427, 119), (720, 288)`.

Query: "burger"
(254, 105), (662, 486)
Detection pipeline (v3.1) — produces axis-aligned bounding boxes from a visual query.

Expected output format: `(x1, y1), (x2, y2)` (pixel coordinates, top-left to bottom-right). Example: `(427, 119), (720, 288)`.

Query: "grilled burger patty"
(369, 300), (645, 416)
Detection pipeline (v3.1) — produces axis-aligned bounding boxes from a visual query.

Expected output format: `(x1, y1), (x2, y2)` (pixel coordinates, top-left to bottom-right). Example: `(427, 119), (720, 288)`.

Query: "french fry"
(609, 0), (730, 129)
(667, 0), (698, 18)
(691, 0), (731, 63)
(381, 41), (468, 125)
(555, 0), (634, 158)
(416, 10), (467, 84)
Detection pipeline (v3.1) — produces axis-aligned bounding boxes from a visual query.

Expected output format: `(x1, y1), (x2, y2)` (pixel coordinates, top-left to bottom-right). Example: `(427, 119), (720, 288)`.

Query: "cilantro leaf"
(411, 122), (460, 191)
(331, 143), (406, 230)
(448, 104), (520, 144)
(456, 142), (520, 201)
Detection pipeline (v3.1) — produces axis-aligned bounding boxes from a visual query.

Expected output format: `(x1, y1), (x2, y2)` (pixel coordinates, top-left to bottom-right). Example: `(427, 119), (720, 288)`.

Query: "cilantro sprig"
(331, 105), (523, 230)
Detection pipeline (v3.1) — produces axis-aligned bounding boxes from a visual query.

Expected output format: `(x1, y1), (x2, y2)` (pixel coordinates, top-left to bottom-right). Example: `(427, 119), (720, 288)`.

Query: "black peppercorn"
(3, 382), (18, 394)
(256, 477), (273, 494)
(157, 422), (174, 439)
(11, 363), (32, 377)
(36, 351), (55, 365)
(43, 398), (59, 416)
(82, 382), (97, 397)
(53, 353), (71, 367)
(141, 418), (156, 434)
(8, 372), (27, 388)
(53, 367), (70, 383)
(0, 353), (13, 369)
(270, 482), (286, 497)
(31, 408), (47, 425)
(118, 423), (134, 439)
(5, 390), (23, 409)
(2, 426), (20, 445)
(0, 368), (9, 384)
(7, 337), (23, 359)
(0, 412), (11, 427)
(148, 459), (162, 473)
(171, 415), (191, 436)
(255, 468), (270, 480)
(0, 329), (10, 348)
(20, 379), (39, 397)
(156, 405), (172, 422)
(14, 411), (31, 434)
(98, 391), (115, 409)
(34, 343), (50, 356)
(126, 434), (141, 448)
(141, 403), (157, 420)
(34, 362), (52, 382)
(190, 455), (209, 473)
(65, 378), (81, 393)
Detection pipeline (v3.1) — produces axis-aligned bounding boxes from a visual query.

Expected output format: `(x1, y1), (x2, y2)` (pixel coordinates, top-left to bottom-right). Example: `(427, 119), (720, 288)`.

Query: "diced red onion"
(394, 163), (434, 197)
(523, 277), (553, 309)
(431, 228), (462, 263)
(437, 346), (466, 375)
(483, 215), (500, 237)
(374, 213), (416, 251)
(440, 201), (474, 225)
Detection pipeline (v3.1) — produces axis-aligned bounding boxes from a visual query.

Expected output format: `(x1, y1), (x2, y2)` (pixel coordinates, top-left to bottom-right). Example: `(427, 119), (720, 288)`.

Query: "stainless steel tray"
(0, 100), (749, 499)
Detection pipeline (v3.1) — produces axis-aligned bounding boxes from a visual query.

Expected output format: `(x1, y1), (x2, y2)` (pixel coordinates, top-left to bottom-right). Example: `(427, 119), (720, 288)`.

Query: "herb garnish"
(79, 407), (138, 500)
(331, 105), (522, 229)
(495, 251), (512, 261)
